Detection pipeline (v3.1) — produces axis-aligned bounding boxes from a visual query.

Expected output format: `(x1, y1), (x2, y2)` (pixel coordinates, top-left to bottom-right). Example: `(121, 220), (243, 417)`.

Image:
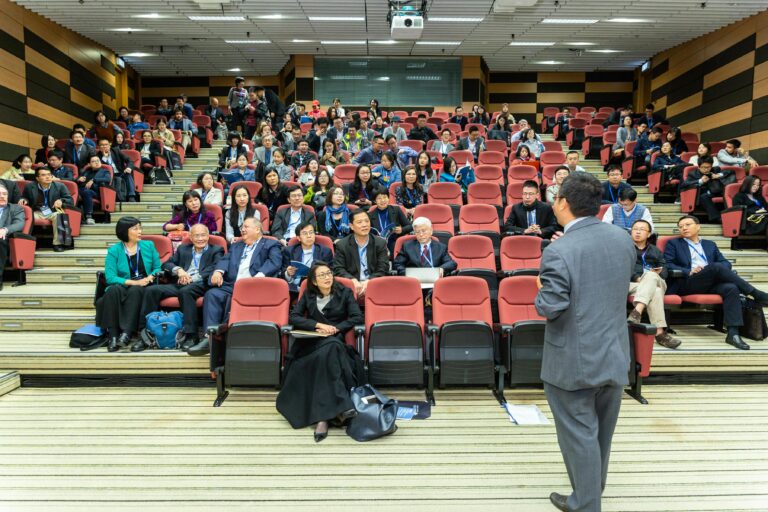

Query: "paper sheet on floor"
(504, 404), (550, 425)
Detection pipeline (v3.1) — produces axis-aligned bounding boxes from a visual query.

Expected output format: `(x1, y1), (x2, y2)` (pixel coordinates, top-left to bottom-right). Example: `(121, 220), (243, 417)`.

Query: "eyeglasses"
(521, 192), (538, 197)
(315, 271), (333, 279)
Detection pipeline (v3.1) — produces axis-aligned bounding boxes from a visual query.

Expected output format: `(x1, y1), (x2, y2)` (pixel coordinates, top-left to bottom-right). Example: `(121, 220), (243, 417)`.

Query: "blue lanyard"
(608, 185), (619, 204)
(241, 241), (258, 261)
(377, 209), (391, 234)
(125, 244), (141, 278)
(640, 249), (651, 270)
(405, 187), (417, 205)
(752, 197), (762, 207)
(200, 190), (208, 202)
(358, 244), (369, 277)
(685, 240), (708, 264)
(39, 186), (50, 207)
(622, 208), (636, 229)
(191, 246), (207, 270)
(185, 213), (202, 230)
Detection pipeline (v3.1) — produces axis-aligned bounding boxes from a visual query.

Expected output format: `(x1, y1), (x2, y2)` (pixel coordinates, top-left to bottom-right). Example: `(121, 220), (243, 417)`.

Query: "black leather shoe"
(314, 431), (328, 443)
(52, 245), (65, 252)
(180, 335), (198, 351)
(751, 290), (768, 307)
(726, 334), (750, 350)
(117, 332), (132, 347)
(187, 339), (210, 356)
(549, 492), (570, 511)
(130, 339), (148, 352)
(107, 337), (120, 352)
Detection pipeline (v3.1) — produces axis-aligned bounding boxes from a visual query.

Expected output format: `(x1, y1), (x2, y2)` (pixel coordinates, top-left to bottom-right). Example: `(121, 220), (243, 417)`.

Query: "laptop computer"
(405, 267), (442, 289)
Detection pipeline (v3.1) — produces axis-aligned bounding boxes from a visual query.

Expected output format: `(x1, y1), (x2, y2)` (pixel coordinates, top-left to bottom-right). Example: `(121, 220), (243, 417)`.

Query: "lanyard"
(359, 244), (369, 278)
(405, 187), (417, 205)
(125, 244), (141, 278)
(622, 208), (636, 229)
(685, 240), (708, 264)
(640, 249), (651, 270)
(608, 185), (619, 204)
(377, 209), (391, 234)
(191, 246), (207, 270)
(361, 186), (369, 200)
(186, 213), (202, 230)
(200, 190), (208, 202)
(39, 187), (50, 207)
(241, 241), (258, 261)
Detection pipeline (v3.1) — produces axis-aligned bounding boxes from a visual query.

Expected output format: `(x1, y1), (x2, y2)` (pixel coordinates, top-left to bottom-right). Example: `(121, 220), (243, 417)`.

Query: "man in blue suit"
(189, 217), (283, 356)
(282, 221), (333, 292)
(664, 215), (768, 350)
(393, 217), (456, 276)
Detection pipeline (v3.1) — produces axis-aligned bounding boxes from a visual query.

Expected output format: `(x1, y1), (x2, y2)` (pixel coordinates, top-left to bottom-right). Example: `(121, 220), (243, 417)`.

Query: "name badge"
(40, 206), (53, 216)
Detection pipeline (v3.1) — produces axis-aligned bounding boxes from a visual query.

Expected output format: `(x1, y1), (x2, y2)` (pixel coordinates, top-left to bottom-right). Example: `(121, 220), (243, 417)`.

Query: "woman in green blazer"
(96, 216), (162, 352)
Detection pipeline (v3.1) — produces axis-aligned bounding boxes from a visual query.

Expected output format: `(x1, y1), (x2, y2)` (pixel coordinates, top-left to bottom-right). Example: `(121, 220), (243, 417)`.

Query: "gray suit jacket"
(535, 216), (635, 390)
(0, 203), (26, 234)
(253, 146), (277, 164)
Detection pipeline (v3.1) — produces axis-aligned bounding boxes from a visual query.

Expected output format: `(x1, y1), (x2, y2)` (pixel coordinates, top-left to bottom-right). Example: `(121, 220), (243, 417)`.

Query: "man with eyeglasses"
(136, 224), (224, 352)
(96, 138), (138, 202)
(503, 180), (559, 239)
(627, 219), (681, 349)
(393, 217), (456, 276)
(22, 167), (74, 252)
(332, 209), (389, 297)
(192, 217), (282, 356)
(282, 221), (333, 292)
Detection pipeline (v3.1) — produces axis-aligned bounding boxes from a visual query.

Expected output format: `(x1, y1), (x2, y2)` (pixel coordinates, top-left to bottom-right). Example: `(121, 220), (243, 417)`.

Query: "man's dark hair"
(253, 85), (265, 92)
(350, 208), (370, 223)
(295, 220), (315, 236)
(373, 135), (384, 143)
(73, 123), (86, 131)
(286, 184), (303, 197)
(316, 117), (329, 126)
(235, 77), (245, 84)
(606, 164), (622, 175)
(632, 219), (652, 231)
(35, 167), (52, 178)
(522, 179), (539, 191)
(384, 134), (397, 144)
(650, 127), (663, 136)
(726, 138), (741, 148)
(441, 128), (452, 136)
(70, 130), (83, 139)
(417, 114), (427, 119)
(559, 172), (602, 217)
(297, 138), (309, 146)
(566, 150), (579, 157)
(698, 155), (714, 166)
(176, 96), (184, 102)
(455, 106), (462, 111)
(373, 188), (389, 199)
(115, 216), (141, 243)
(619, 187), (637, 202)
(468, 126), (479, 134)
(348, 120), (360, 130)
(636, 120), (648, 127)
(645, 103), (654, 110)
(678, 214), (700, 225)
(48, 150), (64, 161)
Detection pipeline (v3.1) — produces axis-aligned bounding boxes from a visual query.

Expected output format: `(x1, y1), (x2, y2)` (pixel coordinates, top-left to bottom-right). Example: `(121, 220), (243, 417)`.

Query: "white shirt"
(284, 208), (302, 240)
(686, 239), (708, 269)
(236, 240), (260, 281)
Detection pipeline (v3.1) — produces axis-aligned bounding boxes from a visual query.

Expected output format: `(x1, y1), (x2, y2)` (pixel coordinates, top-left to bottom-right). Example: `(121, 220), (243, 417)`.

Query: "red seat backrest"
(399, 140), (424, 152)
(466, 123), (486, 134)
(584, 125), (603, 137)
(580, 106), (596, 114)
(192, 115), (211, 128)
(484, 140), (508, 154)
(20, 204), (33, 234)
(432, 276), (492, 328)
(229, 278), (289, 326)
(498, 276), (545, 324)
(413, 204), (455, 234)
(229, 182), (262, 202)
(724, 182), (741, 208)
(204, 203), (224, 232)
(508, 164), (539, 183)
(540, 151), (566, 166)
(506, 181), (530, 205)
(447, 235), (496, 271)
(750, 165), (768, 181)
(542, 107), (559, 117)
(541, 141), (562, 152)
(180, 233), (229, 254)
(478, 151), (505, 166)
(287, 234), (335, 255)
(427, 182), (463, 206)
(499, 236), (542, 271)
(474, 165), (504, 185)
(60, 180), (79, 204)
(142, 234), (173, 263)
(333, 164), (357, 185)
(442, 123), (461, 134)
(655, 235), (680, 253)
(597, 203), (611, 220)
(364, 276), (425, 339)
(448, 150), (474, 166)
(466, 183), (502, 207)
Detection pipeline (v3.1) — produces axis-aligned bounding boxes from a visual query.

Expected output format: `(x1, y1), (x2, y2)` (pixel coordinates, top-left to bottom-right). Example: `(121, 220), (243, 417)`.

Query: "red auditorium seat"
(209, 277), (291, 406)
(499, 235), (543, 276)
(601, 131), (617, 166)
(565, 118), (588, 150)
(484, 140), (508, 154)
(362, 276), (429, 396)
(447, 234), (498, 305)
(229, 181), (263, 203)
(474, 165), (505, 186)
(598, 106), (615, 115)
(6, 204), (36, 286)
(541, 141), (563, 153)
(580, 106), (596, 114)
(540, 151), (566, 167)
(458, 204), (501, 252)
(466, 183), (503, 208)
(582, 124), (604, 159)
(142, 234), (173, 263)
(507, 164), (539, 184)
(120, 150), (144, 193)
(448, 150), (475, 167)
(399, 140), (424, 152)
(332, 164), (357, 185)
(442, 122), (461, 134)
(203, 203), (224, 233)
(429, 276), (499, 392)
(413, 203), (454, 245)
(498, 276), (546, 388)
(466, 123), (486, 135)
(478, 151), (506, 167)
(750, 165), (768, 181)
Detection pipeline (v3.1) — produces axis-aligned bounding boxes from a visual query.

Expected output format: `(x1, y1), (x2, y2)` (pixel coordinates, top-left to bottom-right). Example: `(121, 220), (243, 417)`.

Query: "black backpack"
(148, 166), (174, 185)
(112, 176), (128, 202)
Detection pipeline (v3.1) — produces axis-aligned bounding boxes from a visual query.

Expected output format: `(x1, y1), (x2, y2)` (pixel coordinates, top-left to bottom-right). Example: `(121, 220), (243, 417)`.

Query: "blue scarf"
(325, 204), (350, 235)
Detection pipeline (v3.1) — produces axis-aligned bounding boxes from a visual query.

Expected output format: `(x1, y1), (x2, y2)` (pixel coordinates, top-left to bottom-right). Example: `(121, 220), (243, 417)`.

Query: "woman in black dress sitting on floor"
(276, 262), (365, 442)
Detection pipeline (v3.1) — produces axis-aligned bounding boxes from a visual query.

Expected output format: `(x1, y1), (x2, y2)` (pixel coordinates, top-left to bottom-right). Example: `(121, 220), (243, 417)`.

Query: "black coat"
(64, 143), (95, 170)
(162, 243), (224, 286)
(682, 168), (735, 198)
(503, 201), (558, 239)
(100, 148), (134, 173)
(0, 179), (22, 205)
(631, 243), (668, 282)
(289, 284), (362, 335)
(218, 144), (248, 169)
(368, 205), (412, 236)
(22, 181), (74, 210)
(409, 126), (438, 143)
(270, 206), (317, 240)
(333, 233), (390, 281)
(393, 239), (456, 275)
(733, 192), (767, 216)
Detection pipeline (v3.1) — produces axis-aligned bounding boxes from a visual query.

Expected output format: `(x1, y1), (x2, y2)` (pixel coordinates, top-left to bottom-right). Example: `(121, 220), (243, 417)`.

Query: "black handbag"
(739, 297), (768, 341)
(346, 384), (398, 442)
(55, 208), (73, 247)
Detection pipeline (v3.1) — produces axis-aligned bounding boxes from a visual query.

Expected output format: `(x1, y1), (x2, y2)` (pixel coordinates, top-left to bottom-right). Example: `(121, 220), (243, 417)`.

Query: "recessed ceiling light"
(565, 42), (596, 46)
(109, 28), (148, 32)
(535, 60), (563, 65)
(228, 68), (241, 72)
(188, 16), (246, 21)
(375, 76), (390, 81)
(123, 52), (154, 57)
(291, 39), (314, 43)
(132, 13), (167, 19)
(370, 40), (399, 44)
(587, 49), (623, 53)
(607, 18), (652, 23)
(508, 41), (555, 46)
(258, 14), (284, 19)
(321, 40), (367, 44)
(541, 18), (598, 24)
(329, 75), (366, 80)
(225, 40), (271, 44)
(309, 16), (365, 21)
(415, 41), (461, 45)
(429, 17), (484, 22)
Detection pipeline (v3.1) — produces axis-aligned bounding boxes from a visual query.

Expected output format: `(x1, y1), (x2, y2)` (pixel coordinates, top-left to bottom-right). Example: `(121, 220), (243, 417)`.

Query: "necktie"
(527, 210), (534, 227)
(420, 245), (430, 266)
(265, 150), (271, 165)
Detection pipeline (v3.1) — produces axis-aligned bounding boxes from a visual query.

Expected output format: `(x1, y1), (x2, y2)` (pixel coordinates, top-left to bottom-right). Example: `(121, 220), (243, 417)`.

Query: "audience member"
(218, 132), (248, 171)
(384, 135), (419, 169)
(409, 115), (438, 144)
(565, 151), (586, 173)
(254, 134), (277, 166)
(116, 106), (131, 125)
(0, 179), (22, 205)
(503, 180), (558, 239)
(204, 97), (223, 126)
(510, 119), (535, 142)
(393, 217), (456, 276)
(732, 176), (767, 241)
(664, 215), (768, 350)
(168, 109), (197, 152)
(602, 165), (634, 204)
(259, 169), (289, 220)
(96, 138), (137, 202)
(439, 156), (475, 192)
(511, 145), (536, 167)
(290, 139), (314, 169)
(546, 166), (570, 204)
(306, 117), (330, 154)
(633, 126), (663, 169)
(688, 142), (720, 167)
(319, 139), (349, 169)
(332, 209), (389, 296)
(78, 154), (112, 224)
(90, 111), (122, 142)
(43, 151), (73, 181)
(225, 184), (261, 243)
(353, 135), (384, 166)
(272, 185), (317, 244)
(470, 105), (490, 126)
(137, 130), (164, 171)
(296, 159), (319, 188)
(640, 103), (665, 128)
(264, 148), (291, 183)
(383, 116), (407, 142)
(243, 91), (269, 140)
(96, 217), (162, 352)
(369, 189), (412, 243)
(346, 164), (380, 208)
(521, 128), (545, 158)
(282, 221), (333, 291)
(34, 134), (57, 164)
(414, 151), (437, 191)
(163, 190), (218, 234)
(396, 167), (425, 216)
(433, 128), (456, 156)
(127, 113), (149, 137)
(367, 98), (382, 121)
(627, 219), (681, 348)
(665, 127), (687, 155)
(195, 172), (223, 206)
(304, 169), (334, 211)
(611, 114), (638, 161)
(227, 77), (249, 131)
(113, 131), (132, 152)
(457, 126), (486, 162)
(136, 223), (224, 352)
(717, 138), (759, 170)
(64, 130), (95, 171)
(681, 156), (733, 223)
(372, 151), (402, 189)
(652, 141), (687, 183)
(1, 154), (31, 181)
(602, 187), (654, 233)
(448, 106), (469, 130)
(316, 186), (351, 242)
(156, 98), (173, 119)
(358, 118), (376, 146)
(0, 183), (26, 290)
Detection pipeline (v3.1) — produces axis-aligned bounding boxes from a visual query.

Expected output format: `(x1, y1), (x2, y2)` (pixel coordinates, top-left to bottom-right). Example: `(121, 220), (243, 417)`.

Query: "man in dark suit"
(204, 97), (223, 125)
(640, 103), (666, 129)
(664, 215), (768, 350)
(271, 186), (317, 244)
(282, 221), (333, 291)
(290, 139), (314, 170)
(136, 224), (224, 352)
(191, 217), (282, 356)
(393, 217), (456, 276)
(333, 209), (389, 297)
(0, 183), (27, 290)
(503, 180), (559, 239)
(64, 130), (95, 171)
(408, 115), (438, 145)
(535, 172), (636, 512)
(680, 156), (733, 222)
(456, 126), (486, 162)
(306, 117), (330, 155)
(22, 167), (75, 251)
(447, 106), (468, 130)
(0, 179), (23, 205)
(96, 138), (138, 202)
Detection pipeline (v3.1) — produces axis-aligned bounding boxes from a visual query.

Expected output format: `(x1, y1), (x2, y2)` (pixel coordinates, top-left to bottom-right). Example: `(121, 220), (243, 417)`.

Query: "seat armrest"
(628, 321), (656, 335)
(667, 269), (685, 279)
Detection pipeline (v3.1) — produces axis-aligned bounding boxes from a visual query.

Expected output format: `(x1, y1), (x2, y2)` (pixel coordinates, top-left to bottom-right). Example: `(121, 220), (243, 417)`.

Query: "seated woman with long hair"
(225, 184), (261, 243)
(439, 156), (475, 193)
(304, 168), (334, 211)
(510, 144), (538, 170)
(113, 131), (133, 151)
(414, 150), (437, 191)
(395, 166), (425, 216)
(136, 130), (163, 171)
(316, 186), (351, 242)
(319, 138), (349, 170)
(259, 168), (288, 221)
(345, 164), (380, 208)
(34, 134), (57, 164)
(96, 216), (162, 352)
(163, 190), (218, 234)
(276, 262), (365, 442)
(733, 176), (767, 239)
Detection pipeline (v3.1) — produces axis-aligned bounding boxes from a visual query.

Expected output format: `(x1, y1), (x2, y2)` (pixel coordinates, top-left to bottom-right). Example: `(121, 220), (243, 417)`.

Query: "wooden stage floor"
(0, 384), (767, 511)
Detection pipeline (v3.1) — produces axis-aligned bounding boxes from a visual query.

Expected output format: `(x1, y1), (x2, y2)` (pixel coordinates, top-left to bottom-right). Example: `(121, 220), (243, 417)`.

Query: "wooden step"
(26, 268), (98, 285)
(0, 371), (19, 397)
(0, 310), (94, 331)
(0, 284), (93, 309)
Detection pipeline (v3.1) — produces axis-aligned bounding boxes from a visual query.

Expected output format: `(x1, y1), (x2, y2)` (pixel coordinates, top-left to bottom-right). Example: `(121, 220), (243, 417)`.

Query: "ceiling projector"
(389, 1), (425, 40)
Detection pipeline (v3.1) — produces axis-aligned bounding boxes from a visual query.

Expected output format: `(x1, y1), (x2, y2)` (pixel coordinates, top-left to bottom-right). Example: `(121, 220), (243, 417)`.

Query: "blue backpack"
(144, 311), (184, 349)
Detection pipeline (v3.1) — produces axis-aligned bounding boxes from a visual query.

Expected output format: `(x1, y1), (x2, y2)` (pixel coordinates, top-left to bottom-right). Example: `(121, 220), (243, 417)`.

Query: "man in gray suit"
(535, 172), (636, 512)
(0, 183), (27, 290)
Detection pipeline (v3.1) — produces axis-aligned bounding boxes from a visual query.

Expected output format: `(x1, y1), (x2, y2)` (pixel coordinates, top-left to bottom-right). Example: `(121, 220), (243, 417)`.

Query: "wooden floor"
(0, 385), (767, 511)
